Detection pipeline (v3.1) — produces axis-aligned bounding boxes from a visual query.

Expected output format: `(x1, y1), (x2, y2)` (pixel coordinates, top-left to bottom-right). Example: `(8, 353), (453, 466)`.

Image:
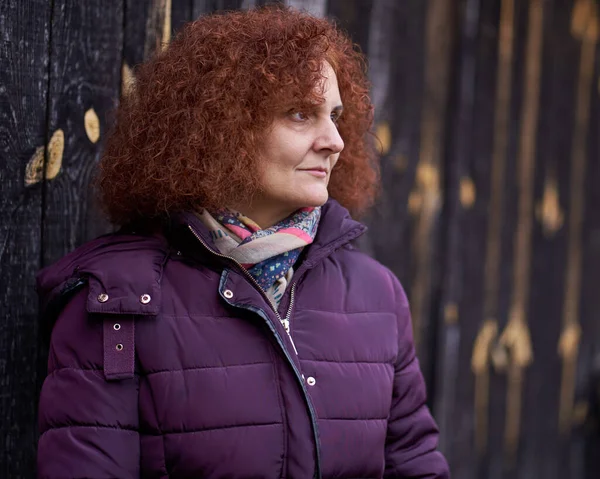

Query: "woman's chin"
(300, 191), (329, 208)
(276, 188), (329, 211)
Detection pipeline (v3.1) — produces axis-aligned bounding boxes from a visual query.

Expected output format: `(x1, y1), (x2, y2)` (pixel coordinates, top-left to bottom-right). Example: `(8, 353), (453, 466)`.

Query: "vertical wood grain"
(408, 0), (456, 372)
(42, 0), (123, 267)
(433, 0), (481, 469)
(0, 1), (50, 476)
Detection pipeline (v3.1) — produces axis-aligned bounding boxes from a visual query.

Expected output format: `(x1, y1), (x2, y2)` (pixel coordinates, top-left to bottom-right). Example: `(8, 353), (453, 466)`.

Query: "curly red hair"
(97, 6), (379, 224)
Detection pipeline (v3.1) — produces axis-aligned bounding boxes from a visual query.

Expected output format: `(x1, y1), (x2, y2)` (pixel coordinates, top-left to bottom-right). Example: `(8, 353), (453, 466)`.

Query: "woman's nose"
(314, 119), (345, 154)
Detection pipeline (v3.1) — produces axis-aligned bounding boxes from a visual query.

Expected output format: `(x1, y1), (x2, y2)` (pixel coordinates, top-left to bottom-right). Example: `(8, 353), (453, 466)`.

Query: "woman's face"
(244, 62), (345, 226)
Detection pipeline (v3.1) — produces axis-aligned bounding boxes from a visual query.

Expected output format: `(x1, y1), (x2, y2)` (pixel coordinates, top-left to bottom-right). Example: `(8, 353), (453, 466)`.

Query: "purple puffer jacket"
(36, 200), (449, 479)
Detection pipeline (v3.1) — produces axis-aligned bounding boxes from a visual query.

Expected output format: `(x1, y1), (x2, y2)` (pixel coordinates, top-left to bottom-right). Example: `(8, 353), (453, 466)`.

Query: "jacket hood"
(36, 233), (170, 327)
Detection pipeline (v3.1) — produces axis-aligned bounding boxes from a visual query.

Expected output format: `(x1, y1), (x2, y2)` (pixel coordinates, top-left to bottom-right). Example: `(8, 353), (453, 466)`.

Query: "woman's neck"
(229, 202), (297, 229)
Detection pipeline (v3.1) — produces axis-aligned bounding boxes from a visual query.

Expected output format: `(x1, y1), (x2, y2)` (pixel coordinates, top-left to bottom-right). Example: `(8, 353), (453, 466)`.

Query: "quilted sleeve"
(384, 275), (450, 478)
(37, 288), (140, 479)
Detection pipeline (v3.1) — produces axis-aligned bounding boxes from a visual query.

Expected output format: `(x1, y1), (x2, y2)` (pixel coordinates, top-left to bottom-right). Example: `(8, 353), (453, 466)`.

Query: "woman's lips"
(300, 169), (327, 178)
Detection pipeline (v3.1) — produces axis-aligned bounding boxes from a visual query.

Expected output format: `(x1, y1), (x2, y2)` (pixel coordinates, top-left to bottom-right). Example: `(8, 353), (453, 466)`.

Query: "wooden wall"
(0, 0), (598, 477)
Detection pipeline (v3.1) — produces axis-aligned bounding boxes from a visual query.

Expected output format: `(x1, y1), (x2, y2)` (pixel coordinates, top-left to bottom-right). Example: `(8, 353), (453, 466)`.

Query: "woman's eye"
(330, 113), (340, 125)
(289, 111), (309, 122)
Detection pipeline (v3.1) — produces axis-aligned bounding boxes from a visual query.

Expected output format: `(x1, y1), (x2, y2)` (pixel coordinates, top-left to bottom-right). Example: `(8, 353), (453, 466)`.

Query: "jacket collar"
(173, 199), (367, 268)
(302, 199), (366, 268)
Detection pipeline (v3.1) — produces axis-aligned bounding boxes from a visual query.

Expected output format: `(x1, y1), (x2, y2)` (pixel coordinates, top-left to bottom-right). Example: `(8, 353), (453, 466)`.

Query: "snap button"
(116, 343), (123, 351)
(140, 294), (151, 304)
(98, 293), (109, 303)
(306, 376), (316, 386)
(223, 289), (234, 299)
(113, 323), (121, 331)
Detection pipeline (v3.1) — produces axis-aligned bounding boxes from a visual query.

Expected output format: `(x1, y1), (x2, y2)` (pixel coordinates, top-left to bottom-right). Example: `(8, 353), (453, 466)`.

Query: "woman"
(37, 6), (449, 479)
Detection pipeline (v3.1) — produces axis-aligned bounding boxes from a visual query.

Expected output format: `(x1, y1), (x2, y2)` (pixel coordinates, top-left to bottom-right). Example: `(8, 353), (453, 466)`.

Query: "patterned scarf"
(197, 207), (321, 307)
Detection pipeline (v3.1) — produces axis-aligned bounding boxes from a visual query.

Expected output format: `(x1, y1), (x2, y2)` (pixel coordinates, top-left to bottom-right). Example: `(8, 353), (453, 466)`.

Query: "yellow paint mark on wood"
(407, 190), (423, 215)
(500, 306), (534, 462)
(46, 130), (64, 180)
(121, 62), (135, 97)
(444, 303), (459, 325)
(491, 342), (510, 372)
(25, 129), (65, 186)
(500, 307), (534, 368)
(571, 0), (599, 41)
(25, 147), (45, 186)
(144, 0), (171, 59)
(559, 323), (583, 433)
(536, 176), (564, 236)
(558, 322), (581, 434)
(558, 323), (581, 359)
(84, 108), (100, 144)
(375, 122), (391, 155)
(416, 162), (440, 191)
(472, 319), (498, 453)
(572, 401), (589, 425)
(472, 320), (498, 374)
(162, 0), (172, 49)
(460, 176), (476, 208)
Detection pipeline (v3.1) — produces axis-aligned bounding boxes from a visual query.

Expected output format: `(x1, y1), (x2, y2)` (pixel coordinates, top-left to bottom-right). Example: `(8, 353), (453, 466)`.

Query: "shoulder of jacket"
(38, 232), (170, 322)
(330, 244), (400, 299)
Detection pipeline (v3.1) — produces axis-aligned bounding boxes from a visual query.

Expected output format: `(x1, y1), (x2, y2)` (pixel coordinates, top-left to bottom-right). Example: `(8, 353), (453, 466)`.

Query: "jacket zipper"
(187, 225), (299, 352)
(187, 224), (322, 478)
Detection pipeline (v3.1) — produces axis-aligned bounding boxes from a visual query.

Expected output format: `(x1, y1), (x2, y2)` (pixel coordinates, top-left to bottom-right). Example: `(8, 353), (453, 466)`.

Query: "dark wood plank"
(484, 1), (529, 477)
(472, 1), (520, 477)
(581, 8), (600, 476)
(444, 2), (504, 475)
(518, 0), (577, 477)
(192, 0), (244, 18)
(366, 0), (456, 386)
(42, 0), (123, 267)
(124, 0), (177, 70)
(326, 0), (374, 60)
(123, 0), (153, 69)
(121, 0), (192, 108)
(172, 0), (193, 35)
(582, 51), (600, 475)
(432, 0), (482, 476)
(556, 1), (600, 478)
(0, 1), (50, 476)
